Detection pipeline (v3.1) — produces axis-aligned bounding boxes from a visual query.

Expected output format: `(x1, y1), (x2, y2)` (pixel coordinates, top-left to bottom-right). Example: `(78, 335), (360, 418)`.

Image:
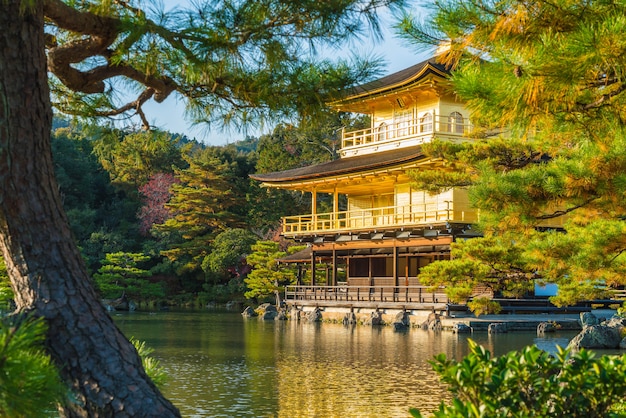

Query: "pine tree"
(398, 0), (626, 308)
(0, 0), (404, 414)
(157, 148), (247, 274)
(94, 252), (163, 301)
(244, 241), (297, 305)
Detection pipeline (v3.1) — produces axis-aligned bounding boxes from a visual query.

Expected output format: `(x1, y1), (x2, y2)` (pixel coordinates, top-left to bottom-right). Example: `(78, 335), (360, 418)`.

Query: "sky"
(141, 3), (430, 146)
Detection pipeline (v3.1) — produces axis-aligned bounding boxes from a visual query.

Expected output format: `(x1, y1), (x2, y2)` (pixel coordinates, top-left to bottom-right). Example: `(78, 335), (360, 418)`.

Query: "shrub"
(0, 314), (67, 417)
(130, 337), (167, 388)
(411, 339), (626, 417)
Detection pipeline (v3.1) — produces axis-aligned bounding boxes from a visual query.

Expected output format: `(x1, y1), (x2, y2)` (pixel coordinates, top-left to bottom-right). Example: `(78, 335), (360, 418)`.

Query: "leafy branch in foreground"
(130, 337), (167, 389)
(400, 0), (626, 308)
(0, 314), (68, 417)
(410, 340), (626, 418)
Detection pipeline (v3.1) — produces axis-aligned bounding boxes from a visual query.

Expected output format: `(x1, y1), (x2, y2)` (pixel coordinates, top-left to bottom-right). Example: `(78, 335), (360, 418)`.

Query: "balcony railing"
(282, 202), (479, 236)
(285, 285), (450, 305)
(341, 114), (472, 151)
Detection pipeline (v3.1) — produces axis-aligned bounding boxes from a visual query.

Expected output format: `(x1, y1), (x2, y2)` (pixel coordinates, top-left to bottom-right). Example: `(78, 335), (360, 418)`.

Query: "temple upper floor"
(331, 56), (471, 158)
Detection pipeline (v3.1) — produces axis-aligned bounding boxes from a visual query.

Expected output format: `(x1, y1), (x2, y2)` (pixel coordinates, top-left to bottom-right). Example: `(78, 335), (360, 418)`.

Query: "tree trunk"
(0, 2), (180, 416)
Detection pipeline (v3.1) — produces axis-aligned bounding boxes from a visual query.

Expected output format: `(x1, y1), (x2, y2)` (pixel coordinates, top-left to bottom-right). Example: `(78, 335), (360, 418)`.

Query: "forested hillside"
(30, 113), (363, 307)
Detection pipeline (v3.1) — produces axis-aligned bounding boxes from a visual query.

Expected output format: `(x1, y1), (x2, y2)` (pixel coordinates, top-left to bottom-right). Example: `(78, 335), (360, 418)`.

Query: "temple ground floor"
(281, 233), (624, 316)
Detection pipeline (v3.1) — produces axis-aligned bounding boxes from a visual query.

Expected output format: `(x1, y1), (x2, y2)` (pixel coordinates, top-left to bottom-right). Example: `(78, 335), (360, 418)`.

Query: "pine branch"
(534, 197), (597, 220)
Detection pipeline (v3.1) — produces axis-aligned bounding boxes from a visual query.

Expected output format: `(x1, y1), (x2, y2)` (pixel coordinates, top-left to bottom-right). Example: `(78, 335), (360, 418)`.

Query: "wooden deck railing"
(284, 285), (449, 304)
(282, 202), (479, 236)
(341, 114), (472, 150)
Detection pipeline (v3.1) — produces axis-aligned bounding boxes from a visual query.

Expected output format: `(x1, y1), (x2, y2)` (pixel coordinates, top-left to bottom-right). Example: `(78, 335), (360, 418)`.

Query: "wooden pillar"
(311, 249), (316, 286)
(332, 249), (338, 286)
(368, 256), (373, 288)
(393, 246), (398, 288)
(333, 187), (339, 229)
(405, 256), (409, 287)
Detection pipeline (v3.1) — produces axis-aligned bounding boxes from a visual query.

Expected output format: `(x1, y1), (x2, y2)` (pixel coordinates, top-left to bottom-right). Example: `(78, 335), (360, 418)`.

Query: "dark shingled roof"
(250, 145), (424, 183)
(277, 247), (333, 263)
(338, 56), (451, 100)
(277, 247), (312, 263)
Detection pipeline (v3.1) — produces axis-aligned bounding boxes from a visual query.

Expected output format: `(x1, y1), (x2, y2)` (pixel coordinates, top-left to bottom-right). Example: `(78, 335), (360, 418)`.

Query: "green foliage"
(244, 241), (297, 303)
(129, 337), (167, 389)
(92, 129), (184, 191)
(202, 228), (257, 282)
(410, 340), (626, 418)
(419, 236), (535, 305)
(0, 314), (67, 417)
(466, 297), (501, 316)
(399, 0), (626, 308)
(157, 147), (247, 274)
(0, 257), (12, 312)
(51, 123), (146, 272)
(94, 252), (163, 300)
(48, 0), (405, 129)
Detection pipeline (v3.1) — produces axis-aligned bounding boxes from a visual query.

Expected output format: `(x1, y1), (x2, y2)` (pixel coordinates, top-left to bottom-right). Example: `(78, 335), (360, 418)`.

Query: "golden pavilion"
(251, 56), (565, 313)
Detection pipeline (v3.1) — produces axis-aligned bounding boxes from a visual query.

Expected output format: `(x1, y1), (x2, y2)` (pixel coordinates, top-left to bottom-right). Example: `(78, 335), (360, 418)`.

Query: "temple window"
(449, 111), (464, 134)
(419, 112), (433, 133)
(395, 110), (412, 137)
(376, 122), (389, 142)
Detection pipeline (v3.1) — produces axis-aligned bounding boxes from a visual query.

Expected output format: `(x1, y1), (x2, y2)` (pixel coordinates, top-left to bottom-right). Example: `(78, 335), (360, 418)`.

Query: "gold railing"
(341, 114), (472, 149)
(282, 203), (479, 236)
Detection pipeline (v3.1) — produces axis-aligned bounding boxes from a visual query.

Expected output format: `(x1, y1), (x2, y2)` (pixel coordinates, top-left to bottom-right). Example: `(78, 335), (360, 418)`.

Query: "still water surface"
(114, 310), (576, 418)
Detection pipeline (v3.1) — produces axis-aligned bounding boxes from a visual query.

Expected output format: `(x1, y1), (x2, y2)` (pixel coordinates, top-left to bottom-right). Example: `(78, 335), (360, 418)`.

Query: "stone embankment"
(245, 304), (619, 338)
(244, 304), (626, 353)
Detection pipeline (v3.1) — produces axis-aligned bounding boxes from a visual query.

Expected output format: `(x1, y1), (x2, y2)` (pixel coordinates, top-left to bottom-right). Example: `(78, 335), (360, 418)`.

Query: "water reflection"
(114, 311), (577, 418)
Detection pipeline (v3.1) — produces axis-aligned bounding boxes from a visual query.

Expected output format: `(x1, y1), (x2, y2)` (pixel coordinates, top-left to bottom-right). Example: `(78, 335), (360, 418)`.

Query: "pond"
(113, 310), (576, 418)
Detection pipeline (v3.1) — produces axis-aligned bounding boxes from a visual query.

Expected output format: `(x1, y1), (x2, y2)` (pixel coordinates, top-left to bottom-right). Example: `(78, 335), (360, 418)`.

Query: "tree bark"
(0, 2), (180, 416)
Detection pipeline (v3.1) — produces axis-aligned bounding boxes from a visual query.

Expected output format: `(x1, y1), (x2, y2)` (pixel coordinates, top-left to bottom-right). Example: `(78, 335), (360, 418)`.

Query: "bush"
(130, 337), (167, 388)
(411, 340), (626, 417)
(0, 314), (67, 417)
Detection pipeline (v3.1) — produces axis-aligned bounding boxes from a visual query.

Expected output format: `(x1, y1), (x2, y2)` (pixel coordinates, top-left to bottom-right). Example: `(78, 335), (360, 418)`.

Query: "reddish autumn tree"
(0, 0), (403, 415)
(138, 173), (178, 236)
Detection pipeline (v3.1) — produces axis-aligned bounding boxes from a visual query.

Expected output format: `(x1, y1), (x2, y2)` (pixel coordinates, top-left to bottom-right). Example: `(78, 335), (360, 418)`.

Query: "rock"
(392, 310), (410, 331)
(257, 303), (276, 313)
(102, 293), (133, 311)
(620, 337), (626, 350)
(241, 306), (257, 318)
(580, 312), (599, 327)
(260, 309), (278, 320)
(305, 307), (323, 322)
(275, 310), (288, 321)
(225, 301), (240, 310)
(488, 323), (507, 334)
(342, 312), (357, 325)
(420, 312), (441, 330)
(254, 303), (278, 320)
(289, 307), (301, 321)
(452, 323), (472, 334)
(364, 310), (384, 326)
(393, 322), (409, 331)
(537, 322), (557, 334)
(395, 311), (410, 326)
(568, 324), (622, 350)
(605, 316), (626, 329)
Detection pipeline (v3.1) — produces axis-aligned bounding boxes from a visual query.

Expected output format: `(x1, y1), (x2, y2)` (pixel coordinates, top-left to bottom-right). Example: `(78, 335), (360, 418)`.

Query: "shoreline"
(273, 305), (620, 333)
